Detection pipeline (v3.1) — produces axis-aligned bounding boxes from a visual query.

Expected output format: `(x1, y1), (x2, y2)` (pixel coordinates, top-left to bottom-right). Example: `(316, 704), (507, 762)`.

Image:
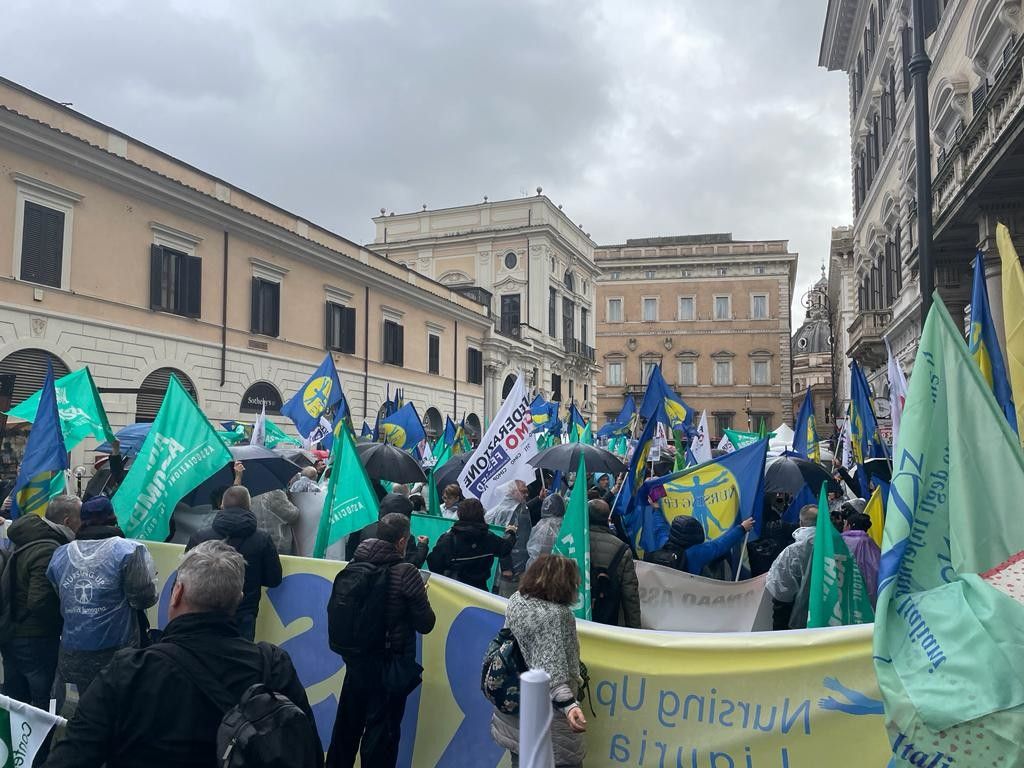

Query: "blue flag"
(442, 416), (457, 447)
(969, 251), (1017, 433)
(792, 386), (820, 461)
(639, 365), (692, 429)
(616, 411), (662, 545)
(634, 438), (768, 553)
(849, 360), (883, 495)
(360, 421), (373, 438)
(598, 395), (635, 438)
(380, 402), (426, 451)
(567, 403), (586, 442)
(11, 362), (68, 518)
(281, 354), (343, 440)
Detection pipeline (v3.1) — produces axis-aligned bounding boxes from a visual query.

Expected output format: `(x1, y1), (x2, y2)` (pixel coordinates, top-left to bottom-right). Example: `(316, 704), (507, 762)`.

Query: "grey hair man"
(186, 483), (281, 641)
(765, 504), (818, 630)
(44, 540), (322, 768)
(45, 494), (82, 536)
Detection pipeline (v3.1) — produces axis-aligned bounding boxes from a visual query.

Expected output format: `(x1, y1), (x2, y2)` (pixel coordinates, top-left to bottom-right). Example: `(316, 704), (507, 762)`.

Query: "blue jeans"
(3, 635), (59, 710)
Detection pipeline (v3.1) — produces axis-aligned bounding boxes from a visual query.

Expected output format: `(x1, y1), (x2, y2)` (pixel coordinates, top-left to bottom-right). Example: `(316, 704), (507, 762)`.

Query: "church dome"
(792, 268), (831, 356)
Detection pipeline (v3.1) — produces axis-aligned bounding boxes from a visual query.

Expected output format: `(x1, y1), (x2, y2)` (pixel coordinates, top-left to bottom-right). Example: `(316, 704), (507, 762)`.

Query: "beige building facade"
(368, 195), (600, 419)
(595, 234), (798, 441)
(0, 77), (488, 480)
(820, 0), (1024, 398)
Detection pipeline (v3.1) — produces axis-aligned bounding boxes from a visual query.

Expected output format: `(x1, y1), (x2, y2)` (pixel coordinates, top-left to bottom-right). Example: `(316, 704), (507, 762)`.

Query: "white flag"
(691, 410), (713, 465)
(250, 403), (267, 447)
(458, 374), (538, 509)
(717, 434), (734, 454)
(885, 337), (908, 446)
(0, 693), (63, 766)
(840, 407), (854, 470)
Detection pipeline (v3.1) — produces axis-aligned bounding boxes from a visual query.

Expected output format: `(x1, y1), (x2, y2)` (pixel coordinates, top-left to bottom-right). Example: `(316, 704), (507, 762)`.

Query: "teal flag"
(874, 297), (1024, 765)
(426, 442), (452, 517)
(7, 367), (114, 448)
(113, 376), (231, 541)
(264, 419), (302, 448)
(314, 421), (379, 558)
(553, 453), (591, 620)
(807, 485), (873, 628)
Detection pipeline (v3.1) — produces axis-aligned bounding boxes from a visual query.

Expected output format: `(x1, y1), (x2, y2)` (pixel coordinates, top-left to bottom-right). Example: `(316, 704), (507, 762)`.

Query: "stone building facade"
(792, 268), (837, 439)
(594, 234), (798, 440)
(820, 0), (1024, 395)
(0, 77), (488, 480)
(827, 225), (858, 412)
(368, 195), (600, 419)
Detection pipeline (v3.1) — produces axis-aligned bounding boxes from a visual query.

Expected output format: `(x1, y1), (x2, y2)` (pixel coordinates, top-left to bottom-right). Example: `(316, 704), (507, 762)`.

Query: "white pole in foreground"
(518, 669), (555, 768)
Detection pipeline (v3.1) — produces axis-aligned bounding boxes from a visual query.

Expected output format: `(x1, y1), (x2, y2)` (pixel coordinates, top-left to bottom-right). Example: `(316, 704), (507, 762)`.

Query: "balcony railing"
(495, 316), (523, 340)
(848, 309), (892, 369)
(562, 337), (596, 361)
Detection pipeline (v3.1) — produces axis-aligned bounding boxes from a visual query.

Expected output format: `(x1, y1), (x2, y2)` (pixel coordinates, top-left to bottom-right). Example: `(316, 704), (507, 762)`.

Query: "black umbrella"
(181, 445), (302, 506)
(430, 453), (472, 494)
(864, 457), (892, 484)
(355, 442), (426, 484)
(529, 443), (627, 476)
(763, 455), (832, 496)
(273, 447), (317, 468)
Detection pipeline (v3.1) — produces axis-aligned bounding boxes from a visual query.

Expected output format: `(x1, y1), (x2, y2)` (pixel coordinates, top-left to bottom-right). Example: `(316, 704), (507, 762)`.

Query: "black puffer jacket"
(353, 539), (435, 657)
(8, 514), (71, 638)
(427, 521), (514, 590)
(42, 611), (321, 768)
(186, 508), (282, 617)
(345, 493), (428, 566)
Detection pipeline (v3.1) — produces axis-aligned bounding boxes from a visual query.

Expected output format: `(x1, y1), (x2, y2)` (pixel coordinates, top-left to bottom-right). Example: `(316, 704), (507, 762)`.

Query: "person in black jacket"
(427, 499), (515, 590)
(344, 493), (428, 566)
(42, 540), (321, 768)
(327, 513), (435, 768)
(186, 486), (282, 641)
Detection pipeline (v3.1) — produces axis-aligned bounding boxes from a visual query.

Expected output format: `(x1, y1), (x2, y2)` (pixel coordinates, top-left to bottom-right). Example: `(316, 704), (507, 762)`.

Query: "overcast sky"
(3, 0), (850, 319)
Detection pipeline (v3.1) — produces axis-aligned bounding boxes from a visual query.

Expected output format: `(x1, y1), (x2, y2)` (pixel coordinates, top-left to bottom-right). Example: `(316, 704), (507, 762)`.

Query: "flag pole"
(734, 532), (750, 583)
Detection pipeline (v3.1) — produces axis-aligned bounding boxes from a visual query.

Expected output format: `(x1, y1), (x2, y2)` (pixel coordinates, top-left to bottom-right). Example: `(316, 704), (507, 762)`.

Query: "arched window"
(136, 367), (197, 423)
(464, 413), (482, 443)
(0, 348), (70, 407)
(563, 271), (575, 292)
(501, 374), (517, 399)
(423, 407), (443, 439)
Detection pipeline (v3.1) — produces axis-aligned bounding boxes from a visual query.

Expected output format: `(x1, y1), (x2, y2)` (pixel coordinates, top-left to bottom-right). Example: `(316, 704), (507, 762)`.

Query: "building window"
(250, 278), (280, 337)
(325, 302), (356, 354)
(551, 373), (563, 402)
(504, 251), (517, 269)
(548, 287), (557, 337)
(714, 412), (734, 436)
(19, 202), (65, 288)
(383, 319), (404, 366)
(581, 308), (589, 344)
(713, 295), (731, 320)
(609, 271), (621, 280)
(752, 359), (770, 386)
(716, 267), (728, 276)
(678, 296), (695, 321)
(678, 360), (696, 386)
(681, 268), (692, 278)
(467, 347), (483, 384)
(564, 271), (575, 292)
(569, 379), (575, 401)
(642, 297), (658, 322)
(583, 383), (589, 402)
(645, 270), (656, 280)
(714, 360), (732, 386)
(754, 266), (765, 275)
(562, 297), (575, 342)
(751, 294), (769, 320)
(750, 412), (773, 431)
(428, 333), (440, 375)
(607, 298), (623, 323)
(150, 245), (201, 318)
(607, 361), (623, 386)
(500, 294), (521, 336)
(641, 359), (658, 383)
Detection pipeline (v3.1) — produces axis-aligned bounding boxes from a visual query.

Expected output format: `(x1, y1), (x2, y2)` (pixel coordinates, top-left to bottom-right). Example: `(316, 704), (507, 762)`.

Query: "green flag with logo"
(264, 419), (302, 448)
(314, 421), (379, 558)
(0, 694), (63, 768)
(553, 453), (591, 620)
(7, 367), (114, 447)
(807, 485), (873, 628)
(112, 376), (232, 541)
(874, 297), (1024, 765)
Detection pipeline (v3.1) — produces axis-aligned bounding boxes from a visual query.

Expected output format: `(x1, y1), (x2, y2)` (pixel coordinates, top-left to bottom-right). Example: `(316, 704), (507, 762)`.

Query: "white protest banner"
(0, 693), (64, 766)
(458, 374), (537, 509)
(636, 561), (768, 632)
(692, 410), (713, 465)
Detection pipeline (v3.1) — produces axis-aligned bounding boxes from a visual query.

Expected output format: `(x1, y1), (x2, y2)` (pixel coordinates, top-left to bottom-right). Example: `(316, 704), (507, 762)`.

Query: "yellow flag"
(996, 222), (1024, 446)
(864, 485), (884, 549)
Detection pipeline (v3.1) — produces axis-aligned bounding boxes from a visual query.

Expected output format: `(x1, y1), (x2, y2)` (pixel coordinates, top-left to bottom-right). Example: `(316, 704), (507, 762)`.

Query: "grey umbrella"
(528, 443), (627, 476)
(355, 442), (427, 483)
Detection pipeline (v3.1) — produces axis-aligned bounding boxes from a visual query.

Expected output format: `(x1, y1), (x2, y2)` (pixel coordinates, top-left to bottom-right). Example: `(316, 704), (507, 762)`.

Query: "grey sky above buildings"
(2, 0), (850, 319)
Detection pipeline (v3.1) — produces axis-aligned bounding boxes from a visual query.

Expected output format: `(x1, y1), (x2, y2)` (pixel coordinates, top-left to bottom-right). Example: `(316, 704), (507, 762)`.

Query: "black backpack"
(154, 643), (320, 768)
(480, 627), (526, 714)
(0, 540), (54, 645)
(327, 561), (391, 659)
(645, 546), (685, 571)
(590, 544), (629, 625)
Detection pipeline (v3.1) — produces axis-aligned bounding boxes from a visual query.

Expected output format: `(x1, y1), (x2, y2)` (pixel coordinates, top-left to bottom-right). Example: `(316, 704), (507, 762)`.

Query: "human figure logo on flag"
(662, 465), (739, 539)
(303, 376), (334, 417)
(381, 423), (406, 446)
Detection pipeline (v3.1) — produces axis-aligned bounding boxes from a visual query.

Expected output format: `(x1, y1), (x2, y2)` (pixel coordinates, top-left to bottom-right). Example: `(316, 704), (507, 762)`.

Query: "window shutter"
(185, 255), (202, 318)
(325, 303), (336, 349)
(150, 245), (164, 310)
(21, 202), (63, 288)
(250, 278), (260, 333)
(396, 324), (405, 366)
(269, 282), (280, 337)
(342, 306), (356, 354)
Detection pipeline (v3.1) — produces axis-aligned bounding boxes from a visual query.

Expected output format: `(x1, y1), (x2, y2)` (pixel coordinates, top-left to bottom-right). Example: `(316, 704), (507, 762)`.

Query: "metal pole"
(518, 669), (555, 768)
(911, 0), (935, 323)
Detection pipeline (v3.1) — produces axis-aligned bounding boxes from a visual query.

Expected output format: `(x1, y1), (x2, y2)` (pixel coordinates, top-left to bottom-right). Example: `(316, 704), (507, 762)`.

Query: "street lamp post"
(911, 0), (935, 324)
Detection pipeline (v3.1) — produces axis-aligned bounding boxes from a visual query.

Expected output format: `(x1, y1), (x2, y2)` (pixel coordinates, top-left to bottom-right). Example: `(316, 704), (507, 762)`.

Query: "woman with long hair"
(490, 554), (587, 767)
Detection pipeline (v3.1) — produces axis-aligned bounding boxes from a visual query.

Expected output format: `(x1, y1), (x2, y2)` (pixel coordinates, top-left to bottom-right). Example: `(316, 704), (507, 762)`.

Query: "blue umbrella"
(95, 423), (152, 457)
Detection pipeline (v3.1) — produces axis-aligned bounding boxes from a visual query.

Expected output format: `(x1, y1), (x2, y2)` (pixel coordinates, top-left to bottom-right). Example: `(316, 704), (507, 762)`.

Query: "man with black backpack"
(42, 540), (322, 768)
(325, 512), (435, 768)
(587, 500), (642, 628)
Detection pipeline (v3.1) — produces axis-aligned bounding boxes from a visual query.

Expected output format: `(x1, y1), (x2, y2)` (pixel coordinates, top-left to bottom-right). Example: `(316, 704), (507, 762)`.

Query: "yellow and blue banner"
(597, 395), (635, 438)
(614, 409), (660, 532)
(969, 251), (1017, 433)
(567, 402), (587, 443)
(281, 353), (343, 441)
(380, 402), (427, 451)
(635, 438), (768, 553)
(996, 222), (1024, 447)
(639, 365), (691, 430)
(10, 362), (67, 518)
(849, 360), (885, 496)
(792, 386), (820, 462)
(143, 543), (892, 767)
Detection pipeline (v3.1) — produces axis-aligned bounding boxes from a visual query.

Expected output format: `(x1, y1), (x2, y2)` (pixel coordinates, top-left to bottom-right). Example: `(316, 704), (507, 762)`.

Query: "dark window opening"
(383, 320), (404, 366)
(428, 334), (440, 375)
(150, 244), (201, 318)
(325, 302), (356, 354)
(467, 348), (483, 384)
(250, 278), (280, 337)
(20, 201), (64, 288)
